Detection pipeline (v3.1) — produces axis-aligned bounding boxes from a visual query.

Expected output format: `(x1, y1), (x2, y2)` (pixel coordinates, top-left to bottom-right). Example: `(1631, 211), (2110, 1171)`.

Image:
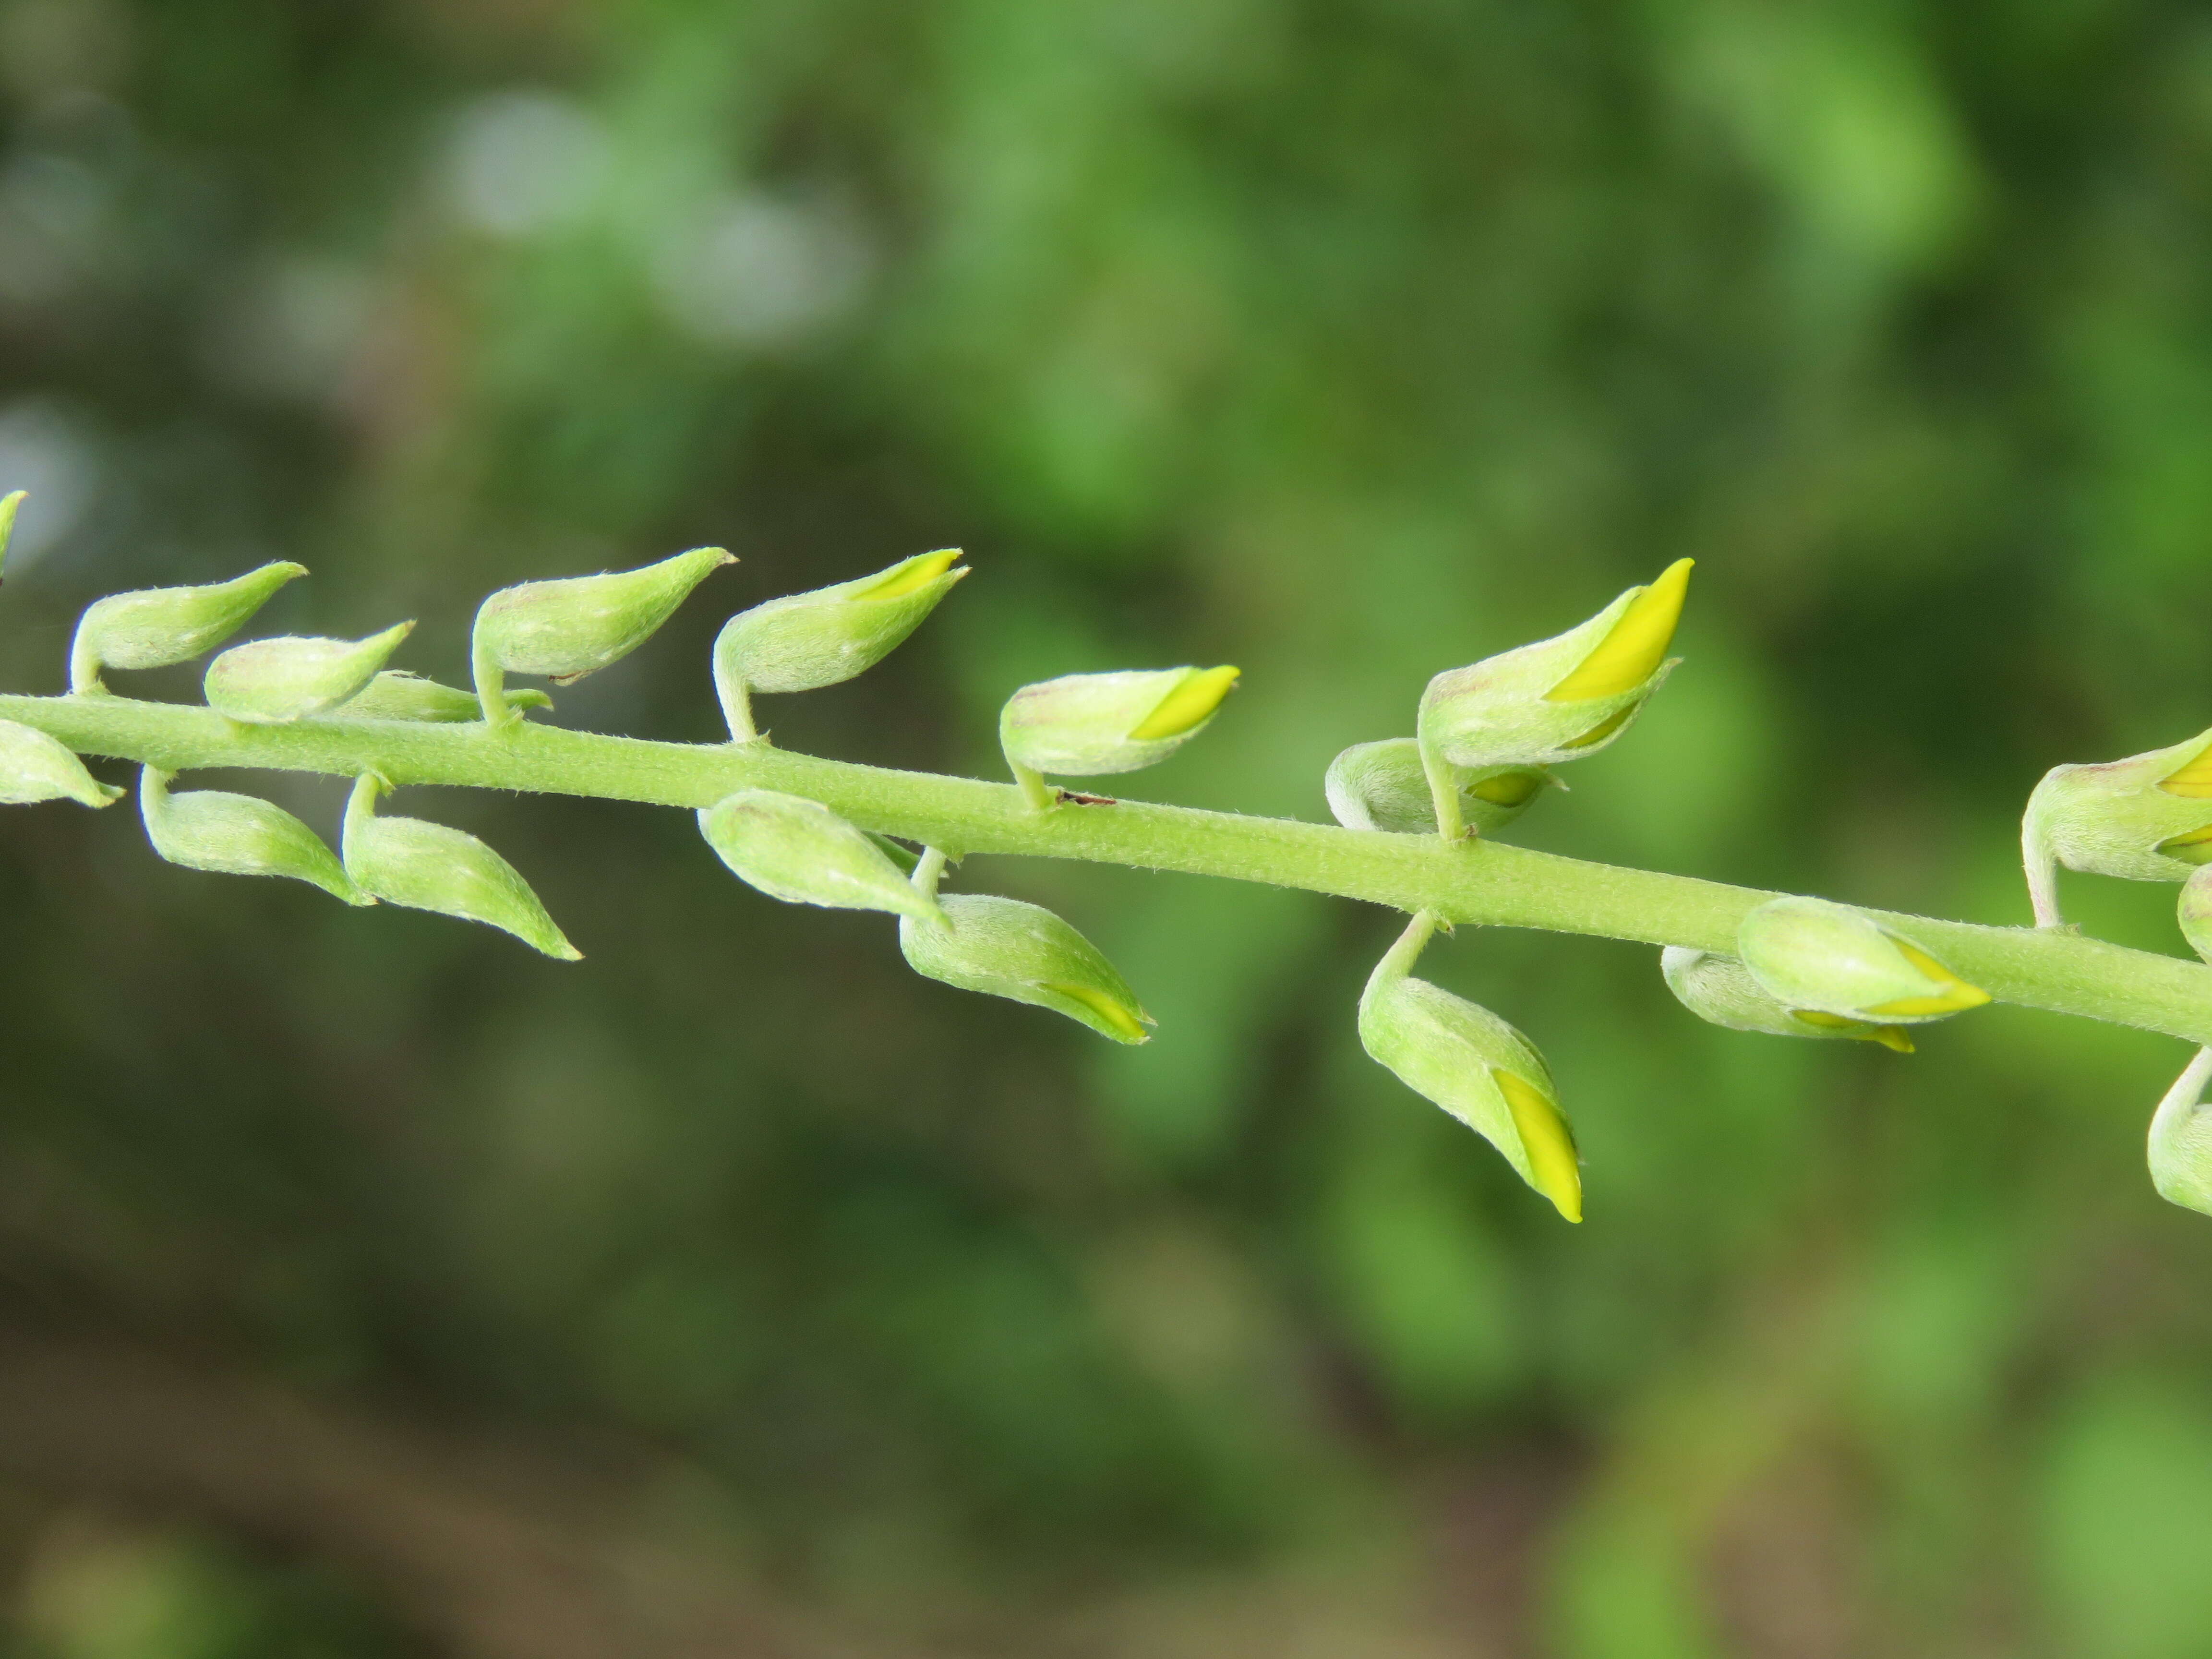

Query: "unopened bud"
(471, 546), (733, 724)
(901, 891), (1152, 1043)
(140, 768), (366, 904)
(345, 672), (550, 723)
(0, 720), (121, 807)
(1357, 912), (1582, 1221)
(2023, 724), (2212, 925)
(714, 550), (968, 739)
(204, 622), (413, 723)
(1737, 897), (1990, 1026)
(2149, 1048), (2212, 1217)
(699, 789), (943, 922)
(999, 666), (1239, 806)
(1661, 946), (1915, 1052)
(341, 773), (580, 959)
(70, 561), (307, 693)
(1418, 559), (1692, 776)
(1325, 738), (1552, 836)
(2182, 866), (2212, 965)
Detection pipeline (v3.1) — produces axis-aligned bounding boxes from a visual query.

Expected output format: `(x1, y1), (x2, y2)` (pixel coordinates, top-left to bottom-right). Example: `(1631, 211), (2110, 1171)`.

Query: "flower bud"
(0, 720), (121, 807)
(999, 666), (1240, 806)
(341, 773), (580, 959)
(1324, 738), (1553, 836)
(2023, 725), (2212, 925)
(203, 622), (414, 724)
(2180, 866), (2212, 965)
(70, 561), (308, 693)
(698, 789), (943, 922)
(901, 892), (1153, 1043)
(139, 768), (367, 904)
(344, 672), (551, 723)
(1660, 946), (1915, 1052)
(471, 546), (733, 724)
(713, 550), (968, 739)
(1357, 912), (1582, 1221)
(1418, 559), (1692, 778)
(1737, 897), (1990, 1026)
(2149, 1048), (2212, 1217)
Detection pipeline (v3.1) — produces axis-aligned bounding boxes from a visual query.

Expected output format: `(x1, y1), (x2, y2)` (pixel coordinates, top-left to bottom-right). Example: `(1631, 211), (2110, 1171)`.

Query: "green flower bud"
(2180, 865), (2212, 966)
(0, 489), (23, 577)
(1660, 946), (1915, 1052)
(2022, 725), (2212, 926)
(344, 672), (551, 723)
(1419, 558), (1692, 770)
(341, 773), (580, 959)
(999, 666), (1240, 808)
(1324, 737), (1553, 836)
(2149, 1048), (2212, 1217)
(0, 720), (121, 807)
(698, 789), (943, 922)
(1356, 911), (1582, 1222)
(900, 889), (1153, 1044)
(203, 622), (414, 724)
(139, 767), (367, 904)
(471, 546), (734, 725)
(1737, 897), (1990, 1026)
(69, 561), (308, 693)
(713, 550), (968, 740)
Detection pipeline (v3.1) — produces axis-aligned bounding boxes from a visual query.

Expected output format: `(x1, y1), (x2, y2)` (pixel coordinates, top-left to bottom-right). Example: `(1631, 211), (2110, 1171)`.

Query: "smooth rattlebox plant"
(999, 665), (1240, 808)
(1325, 738), (1553, 837)
(1662, 947), (1916, 1053)
(204, 622), (415, 724)
(714, 550), (968, 741)
(11, 502), (2212, 1222)
(70, 560), (307, 694)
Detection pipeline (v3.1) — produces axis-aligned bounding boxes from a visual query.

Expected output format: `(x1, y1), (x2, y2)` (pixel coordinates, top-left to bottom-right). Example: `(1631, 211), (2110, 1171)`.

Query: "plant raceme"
(4, 485), (2212, 1222)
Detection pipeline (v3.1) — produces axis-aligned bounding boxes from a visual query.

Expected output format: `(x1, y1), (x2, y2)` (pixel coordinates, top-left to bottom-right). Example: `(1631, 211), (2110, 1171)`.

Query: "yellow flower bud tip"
(857, 549), (965, 601)
(1788, 1009), (1916, 1051)
(1493, 1069), (1582, 1222)
(2159, 740), (2212, 799)
(1043, 981), (1153, 1044)
(1129, 666), (1241, 740)
(1467, 767), (1551, 807)
(1863, 942), (1992, 1017)
(1562, 703), (1637, 749)
(1544, 557), (1694, 703)
(0, 489), (22, 576)
(2159, 823), (2212, 864)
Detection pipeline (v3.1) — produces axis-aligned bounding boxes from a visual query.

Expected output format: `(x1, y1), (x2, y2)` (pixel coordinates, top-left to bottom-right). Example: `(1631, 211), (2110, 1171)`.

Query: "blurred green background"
(3, 0), (2212, 1653)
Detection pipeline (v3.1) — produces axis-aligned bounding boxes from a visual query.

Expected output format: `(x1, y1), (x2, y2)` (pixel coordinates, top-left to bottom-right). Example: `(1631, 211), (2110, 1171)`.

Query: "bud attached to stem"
(1357, 911), (1582, 1222)
(2149, 1048), (2212, 1218)
(204, 622), (414, 723)
(699, 789), (944, 922)
(1737, 897), (1990, 1027)
(0, 720), (121, 807)
(1416, 559), (1691, 839)
(898, 852), (1152, 1043)
(1661, 946), (1915, 1052)
(70, 561), (308, 693)
(471, 546), (733, 726)
(2023, 725), (2212, 927)
(1325, 738), (1553, 836)
(341, 773), (580, 959)
(344, 672), (550, 723)
(999, 666), (1240, 809)
(714, 550), (968, 741)
(140, 767), (367, 904)
(0, 489), (22, 576)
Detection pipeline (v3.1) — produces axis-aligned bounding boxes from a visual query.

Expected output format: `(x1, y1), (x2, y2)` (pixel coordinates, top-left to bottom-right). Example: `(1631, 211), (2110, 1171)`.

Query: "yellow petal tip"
(1495, 1069), (1583, 1224)
(863, 549), (965, 600)
(1546, 557), (1694, 702)
(1130, 666), (1240, 740)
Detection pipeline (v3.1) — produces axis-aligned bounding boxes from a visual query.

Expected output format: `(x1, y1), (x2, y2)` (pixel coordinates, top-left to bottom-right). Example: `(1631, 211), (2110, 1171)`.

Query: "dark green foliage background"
(2, 1), (2211, 1653)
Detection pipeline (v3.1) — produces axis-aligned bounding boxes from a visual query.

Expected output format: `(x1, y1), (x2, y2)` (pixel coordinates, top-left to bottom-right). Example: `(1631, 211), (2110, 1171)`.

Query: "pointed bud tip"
(863, 549), (965, 599)
(1545, 557), (1694, 703)
(1129, 665), (1241, 740)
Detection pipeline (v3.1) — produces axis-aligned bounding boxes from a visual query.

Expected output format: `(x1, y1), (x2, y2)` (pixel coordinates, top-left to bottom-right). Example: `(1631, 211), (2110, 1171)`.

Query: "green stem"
(5, 690), (2212, 1044)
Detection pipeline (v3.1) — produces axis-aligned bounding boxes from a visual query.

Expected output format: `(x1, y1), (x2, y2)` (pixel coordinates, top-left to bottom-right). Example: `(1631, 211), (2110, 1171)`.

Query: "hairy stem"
(5, 690), (2210, 1045)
